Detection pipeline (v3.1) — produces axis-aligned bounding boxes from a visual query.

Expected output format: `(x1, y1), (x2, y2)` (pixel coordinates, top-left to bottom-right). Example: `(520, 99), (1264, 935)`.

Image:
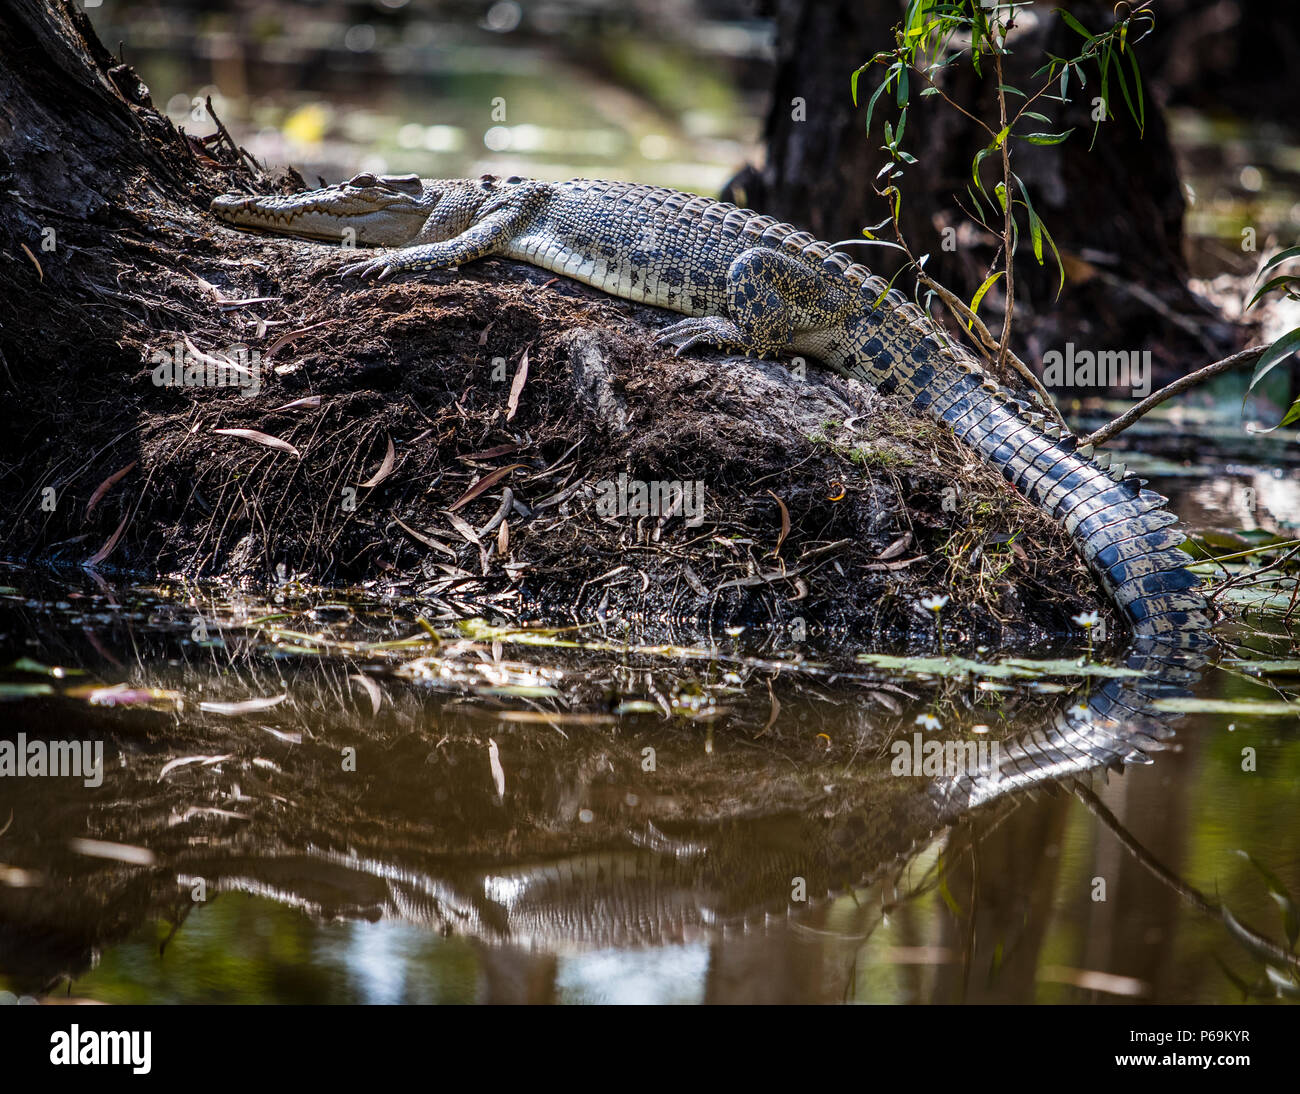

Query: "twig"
(1082, 346), (1266, 448)
(920, 274), (1067, 428)
(1210, 541), (1300, 605)
(993, 49), (1015, 372)
(205, 95), (258, 177)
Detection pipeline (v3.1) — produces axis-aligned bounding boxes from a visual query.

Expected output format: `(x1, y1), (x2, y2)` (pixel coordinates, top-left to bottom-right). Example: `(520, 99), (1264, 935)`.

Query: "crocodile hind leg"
(655, 246), (853, 357)
(340, 206), (521, 281)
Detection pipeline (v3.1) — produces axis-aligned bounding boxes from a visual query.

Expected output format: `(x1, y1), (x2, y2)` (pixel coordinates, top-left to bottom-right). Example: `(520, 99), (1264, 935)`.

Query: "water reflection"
(0, 557), (1294, 1003)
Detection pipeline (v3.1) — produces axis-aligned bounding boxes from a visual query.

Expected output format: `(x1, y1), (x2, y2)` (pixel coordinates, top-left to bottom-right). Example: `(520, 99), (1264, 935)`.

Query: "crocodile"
(211, 172), (1212, 643)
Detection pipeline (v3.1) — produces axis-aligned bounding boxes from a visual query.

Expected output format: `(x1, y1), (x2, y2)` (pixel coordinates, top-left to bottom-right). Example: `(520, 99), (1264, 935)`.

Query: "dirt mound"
(0, 0), (1102, 644)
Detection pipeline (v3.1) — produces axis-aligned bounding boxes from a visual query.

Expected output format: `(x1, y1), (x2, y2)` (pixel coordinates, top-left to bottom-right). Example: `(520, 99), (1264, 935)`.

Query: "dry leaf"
(157, 754), (234, 781)
(271, 395), (322, 412)
(359, 435), (395, 488)
(86, 461), (136, 517)
(199, 693), (287, 716)
(349, 673), (383, 716)
(506, 347), (530, 421)
(86, 511), (130, 567)
(448, 463), (528, 511)
(766, 489), (790, 556)
(20, 242), (43, 283)
(393, 517), (457, 557)
(213, 427), (301, 457)
(877, 532), (913, 560)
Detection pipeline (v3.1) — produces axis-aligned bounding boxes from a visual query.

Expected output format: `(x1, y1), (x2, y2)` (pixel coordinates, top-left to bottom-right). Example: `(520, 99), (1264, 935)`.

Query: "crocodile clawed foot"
(339, 257), (394, 281)
(654, 316), (746, 357)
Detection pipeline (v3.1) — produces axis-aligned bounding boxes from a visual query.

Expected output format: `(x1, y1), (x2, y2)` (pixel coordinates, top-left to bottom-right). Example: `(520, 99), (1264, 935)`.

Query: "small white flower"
(915, 712), (942, 731)
(1068, 703), (1092, 722)
(1072, 611), (1101, 629)
(918, 594), (950, 613)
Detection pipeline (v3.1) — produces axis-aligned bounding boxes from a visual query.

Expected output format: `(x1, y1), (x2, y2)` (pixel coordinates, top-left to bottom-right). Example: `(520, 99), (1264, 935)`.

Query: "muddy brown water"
(0, 440), (1296, 1005)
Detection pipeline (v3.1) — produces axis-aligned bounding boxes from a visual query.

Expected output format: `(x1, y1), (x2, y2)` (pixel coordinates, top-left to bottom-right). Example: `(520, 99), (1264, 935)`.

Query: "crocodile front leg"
(340, 206), (521, 281)
(655, 246), (854, 358)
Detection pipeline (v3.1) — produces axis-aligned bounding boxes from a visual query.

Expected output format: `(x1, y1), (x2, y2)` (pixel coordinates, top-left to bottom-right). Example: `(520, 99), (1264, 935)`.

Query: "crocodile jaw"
(211, 178), (435, 247)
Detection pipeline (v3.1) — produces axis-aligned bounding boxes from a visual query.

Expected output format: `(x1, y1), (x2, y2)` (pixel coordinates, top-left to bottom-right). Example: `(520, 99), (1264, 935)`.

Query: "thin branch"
(919, 274), (1068, 429)
(993, 49), (1015, 371)
(1082, 346), (1266, 448)
(910, 63), (996, 137)
(1210, 541), (1300, 606)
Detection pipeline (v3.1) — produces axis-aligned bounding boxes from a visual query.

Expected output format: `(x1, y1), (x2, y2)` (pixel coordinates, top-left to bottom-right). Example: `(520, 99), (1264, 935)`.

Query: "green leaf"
(1023, 130), (1075, 145)
(897, 66), (909, 108)
(1246, 274), (1300, 310)
(1040, 219), (1065, 297)
(896, 106), (908, 146)
(864, 75), (891, 137)
(1021, 110), (1053, 124)
(1154, 697), (1300, 716)
(1056, 8), (1093, 40)
(1253, 394), (1300, 434)
(1016, 175), (1064, 293)
(968, 270), (1005, 329)
(1111, 51), (1141, 132)
(1126, 45), (1145, 132)
(971, 145), (996, 199)
(1247, 328), (1300, 396)
(1261, 245), (1300, 275)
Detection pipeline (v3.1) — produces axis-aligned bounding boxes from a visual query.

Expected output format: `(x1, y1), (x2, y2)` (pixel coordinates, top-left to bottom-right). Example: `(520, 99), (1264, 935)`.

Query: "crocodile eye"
(378, 173), (424, 195)
(347, 172), (378, 188)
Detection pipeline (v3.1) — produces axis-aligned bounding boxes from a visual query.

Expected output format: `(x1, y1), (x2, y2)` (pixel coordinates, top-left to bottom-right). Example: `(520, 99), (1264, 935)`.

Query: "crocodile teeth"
(1076, 443), (1094, 459)
(1109, 462), (1128, 481)
(1093, 451), (1112, 468)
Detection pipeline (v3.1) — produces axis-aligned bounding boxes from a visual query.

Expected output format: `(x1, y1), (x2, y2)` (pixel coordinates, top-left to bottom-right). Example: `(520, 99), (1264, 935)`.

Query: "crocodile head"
(211, 172), (445, 247)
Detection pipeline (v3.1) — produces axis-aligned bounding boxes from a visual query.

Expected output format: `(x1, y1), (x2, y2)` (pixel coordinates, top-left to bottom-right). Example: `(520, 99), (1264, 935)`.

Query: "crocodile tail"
(835, 274), (1213, 641)
(928, 635), (1209, 813)
(919, 359), (1211, 639)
